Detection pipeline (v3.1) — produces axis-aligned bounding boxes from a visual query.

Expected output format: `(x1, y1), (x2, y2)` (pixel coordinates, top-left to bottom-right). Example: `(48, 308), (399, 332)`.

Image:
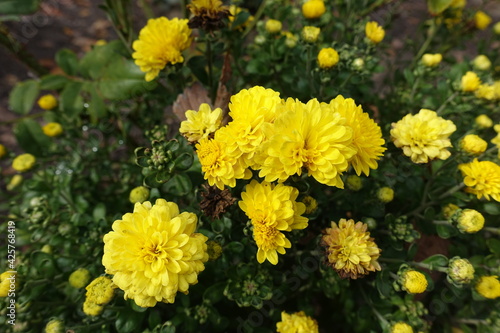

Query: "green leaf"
(59, 81), (84, 118)
(8, 80), (39, 114)
(421, 254), (449, 269)
(40, 75), (70, 90)
(436, 223), (457, 239)
(162, 173), (192, 196)
(376, 270), (393, 298)
(55, 49), (79, 76)
(13, 118), (51, 156)
(187, 56), (208, 86)
(87, 84), (107, 122)
(30, 251), (57, 278)
(79, 41), (125, 79)
(427, 0), (453, 15)
(115, 308), (145, 333)
(482, 202), (500, 215)
(92, 203), (106, 221)
(174, 153), (194, 171)
(0, 0), (39, 15)
(486, 238), (500, 255)
(203, 282), (226, 304)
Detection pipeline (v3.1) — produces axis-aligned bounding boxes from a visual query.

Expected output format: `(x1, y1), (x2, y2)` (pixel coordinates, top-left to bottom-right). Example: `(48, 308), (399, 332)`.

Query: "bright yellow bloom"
(401, 270), (428, 294)
(324, 95), (386, 176)
(455, 209), (485, 233)
(459, 159), (500, 201)
(38, 94), (58, 110)
(460, 134), (487, 155)
(301, 26), (320, 42)
(69, 268), (91, 289)
(377, 187), (394, 203)
(473, 55), (491, 71)
(474, 11), (492, 30)
(321, 219), (381, 279)
(7, 174), (23, 191)
(0, 143), (6, 158)
(102, 199), (208, 307)
(475, 114), (493, 128)
(132, 17), (192, 82)
(258, 98), (355, 187)
(365, 21), (385, 44)
(180, 103), (223, 143)
(475, 276), (500, 299)
(317, 47), (339, 69)
(421, 53), (442, 67)
(0, 271), (17, 297)
(265, 19), (282, 34)
(302, 0), (326, 20)
(461, 71), (481, 92)
(12, 153), (36, 172)
(129, 186), (150, 204)
(390, 109), (456, 164)
(391, 322), (414, 333)
(239, 180), (308, 264)
(42, 122), (63, 137)
(475, 83), (495, 100)
(442, 203), (460, 220)
(276, 311), (319, 333)
(45, 319), (64, 333)
(448, 257), (475, 285)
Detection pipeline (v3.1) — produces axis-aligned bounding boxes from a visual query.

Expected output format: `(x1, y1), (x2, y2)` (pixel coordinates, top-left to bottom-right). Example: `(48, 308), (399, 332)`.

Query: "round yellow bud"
(475, 84), (495, 100)
(476, 276), (500, 299)
(377, 187), (394, 203)
(461, 71), (481, 92)
(7, 174), (23, 191)
(129, 186), (150, 204)
(37, 94), (58, 110)
(459, 134), (487, 155)
(302, 195), (318, 214)
(284, 31), (298, 48)
(455, 209), (484, 234)
(401, 270), (428, 294)
(69, 268), (91, 289)
(475, 114), (493, 129)
(0, 271), (18, 297)
(206, 240), (223, 261)
(45, 319), (64, 333)
(302, 0), (326, 19)
(42, 122), (63, 137)
(346, 175), (363, 191)
(352, 58), (365, 70)
(421, 53), (442, 67)
(0, 144), (6, 159)
(301, 26), (320, 43)
(41, 245), (53, 254)
(474, 11), (492, 30)
(448, 257), (475, 285)
(473, 55), (491, 71)
(12, 153), (36, 172)
(317, 47), (339, 69)
(494, 21), (500, 35)
(442, 203), (460, 220)
(391, 322), (414, 333)
(95, 39), (107, 46)
(83, 300), (104, 316)
(265, 19), (282, 34)
(365, 21), (385, 44)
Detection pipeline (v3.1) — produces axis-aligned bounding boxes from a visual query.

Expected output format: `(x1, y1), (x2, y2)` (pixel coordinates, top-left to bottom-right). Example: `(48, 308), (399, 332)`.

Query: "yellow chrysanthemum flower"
(475, 83), (495, 100)
(365, 21), (385, 44)
(475, 114), (493, 128)
(317, 47), (339, 69)
(377, 187), (394, 203)
(460, 134), (487, 155)
(0, 143), (7, 159)
(302, 0), (326, 20)
(459, 159), (500, 202)
(129, 186), (150, 204)
(132, 17), (192, 82)
(12, 153), (36, 172)
(265, 19), (282, 34)
(401, 270), (428, 294)
(461, 71), (481, 92)
(239, 180), (308, 264)
(448, 257), (474, 285)
(42, 122), (63, 137)
(474, 10), (492, 30)
(475, 276), (500, 299)
(276, 311), (319, 333)
(0, 271), (17, 297)
(421, 53), (442, 67)
(69, 268), (91, 289)
(454, 209), (485, 233)
(391, 322), (414, 333)
(391, 109), (456, 164)
(180, 103), (223, 143)
(301, 26), (320, 42)
(473, 55), (491, 71)
(45, 319), (64, 333)
(321, 219), (381, 279)
(324, 95), (386, 176)
(38, 94), (58, 110)
(102, 199), (209, 307)
(258, 98), (355, 188)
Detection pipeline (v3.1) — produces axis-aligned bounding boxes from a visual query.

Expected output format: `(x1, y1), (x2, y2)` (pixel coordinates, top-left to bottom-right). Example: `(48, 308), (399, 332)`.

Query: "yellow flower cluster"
(83, 276), (116, 316)
(475, 276), (500, 299)
(461, 71), (481, 92)
(421, 53), (442, 67)
(132, 17), (192, 82)
(301, 26), (320, 42)
(265, 19), (282, 34)
(239, 180), (308, 265)
(447, 257), (475, 285)
(474, 10), (492, 30)
(129, 185), (150, 204)
(391, 109), (456, 164)
(276, 311), (319, 333)
(492, 125), (500, 157)
(473, 55), (491, 71)
(475, 114), (493, 129)
(401, 270), (428, 294)
(102, 199), (208, 307)
(45, 319), (64, 333)
(321, 219), (381, 279)
(459, 159), (500, 202)
(475, 81), (500, 101)
(365, 21), (385, 44)
(0, 271), (17, 297)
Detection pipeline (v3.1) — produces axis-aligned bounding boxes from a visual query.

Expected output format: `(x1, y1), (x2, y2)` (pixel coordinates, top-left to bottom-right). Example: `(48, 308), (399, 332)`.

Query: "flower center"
(198, 140), (222, 167)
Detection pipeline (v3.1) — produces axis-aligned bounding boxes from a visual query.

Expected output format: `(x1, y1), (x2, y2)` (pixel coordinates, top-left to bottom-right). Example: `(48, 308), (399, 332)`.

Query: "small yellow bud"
(459, 134), (487, 155)
(301, 195), (318, 214)
(95, 39), (107, 46)
(455, 209), (484, 233)
(474, 11), (492, 30)
(365, 21), (385, 44)
(391, 322), (414, 333)
(265, 19), (282, 34)
(129, 186), (150, 204)
(254, 35), (266, 45)
(301, 26), (320, 43)
(447, 257), (475, 285)
(284, 31), (298, 48)
(494, 21), (500, 35)
(12, 153), (36, 172)
(352, 58), (364, 70)
(442, 203), (460, 220)
(69, 268), (91, 289)
(0, 271), (18, 297)
(45, 319), (64, 333)
(317, 47), (339, 69)
(206, 240), (223, 261)
(461, 71), (481, 92)
(421, 53), (442, 67)
(377, 187), (394, 203)
(302, 0), (326, 19)
(475, 114), (493, 129)
(42, 122), (63, 137)
(475, 276), (500, 299)
(41, 245), (52, 254)
(401, 270), (428, 294)
(37, 94), (58, 110)
(7, 175), (23, 191)
(473, 55), (491, 71)
(346, 175), (363, 191)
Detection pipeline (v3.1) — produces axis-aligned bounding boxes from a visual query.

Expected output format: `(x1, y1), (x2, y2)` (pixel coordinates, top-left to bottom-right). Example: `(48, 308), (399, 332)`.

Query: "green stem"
(138, 0), (154, 19)
(360, 287), (390, 330)
(306, 45), (315, 97)
(0, 111), (47, 125)
(455, 319), (488, 326)
(242, 0), (267, 38)
(411, 19), (437, 68)
(380, 258), (448, 272)
(409, 76), (421, 104)
(206, 37), (216, 104)
(359, 0), (396, 17)
(432, 220), (450, 225)
(484, 227), (500, 235)
(436, 91), (459, 115)
(338, 72), (354, 91)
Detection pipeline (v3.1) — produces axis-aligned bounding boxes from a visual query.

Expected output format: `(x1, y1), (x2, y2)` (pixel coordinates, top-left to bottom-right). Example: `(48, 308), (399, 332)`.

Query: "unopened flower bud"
(346, 175), (363, 191)
(400, 270), (428, 294)
(447, 257), (475, 285)
(454, 209), (484, 233)
(69, 268), (91, 289)
(377, 187), (394, 203)
(473, 55), (492, 71)
(129, 186), (150, 204)
(459, 134), (487, 155)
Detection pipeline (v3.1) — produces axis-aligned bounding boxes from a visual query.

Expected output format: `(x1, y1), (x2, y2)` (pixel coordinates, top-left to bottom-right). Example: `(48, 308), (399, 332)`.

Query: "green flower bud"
(447, 257), (475, 285)
(69, 268), (91, 289)
(129, 186), (150, 204)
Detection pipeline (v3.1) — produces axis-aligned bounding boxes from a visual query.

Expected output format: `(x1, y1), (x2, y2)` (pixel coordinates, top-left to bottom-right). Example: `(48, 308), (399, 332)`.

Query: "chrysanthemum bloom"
(475, 276), (500, 299)
(377, 187), (394, 203)
(301, 195), (318, 214)
(454, 209), (485, 233)
(42, 122), (63, 137)
(0, 143), (6, 158)
(258, 98), (355, 187)
(324, 95), (386, 176)
(301, 26), (320, 42)
(38, 94), (58, 110)
(461, 71), (481, 92)
(129, 186), (150, 204)
(421, 53), (442, 67)
(442, 203), (460, 220)
(45, 319), (64, 333)
(276, 311), (319, 333)
(0, 271), (17, 297)
(459, 134), (487, 155)
(132, 17), (192, 82)
(187, 0), (229, 31)
(302, 0), (326, 20)
(12, 153), (36, 172)
(69, 268), (91, 289)
(447, 257), (474, 285)
(365, 21), (385, 44)
(459, 159), (500, 202)
(102, 199), (209, 307)
(474, 10), (492, 30)
(239, 180), (308, 264)
(475, 114), (493, 128)
(391, 322), (413, 333)
(265, 19), (282, 34)
(346, 175), (363, 191)
(401, 270), (428, 294)
(317, 48), (339, 69)
(283, 31), (298, 48)
(390, 109), (456, 164)
(321, 219), (381, 279)
(474, 83), (495, 100)
(180, 103), (223, 143)
(6, 174), (23, 191)
(473, 55), (491, 71)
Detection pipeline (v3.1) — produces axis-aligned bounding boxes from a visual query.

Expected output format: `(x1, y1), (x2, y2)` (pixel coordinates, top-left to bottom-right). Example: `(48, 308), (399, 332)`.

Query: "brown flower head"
(200, 184), (236, 219)
(188, 0), (230, 31)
